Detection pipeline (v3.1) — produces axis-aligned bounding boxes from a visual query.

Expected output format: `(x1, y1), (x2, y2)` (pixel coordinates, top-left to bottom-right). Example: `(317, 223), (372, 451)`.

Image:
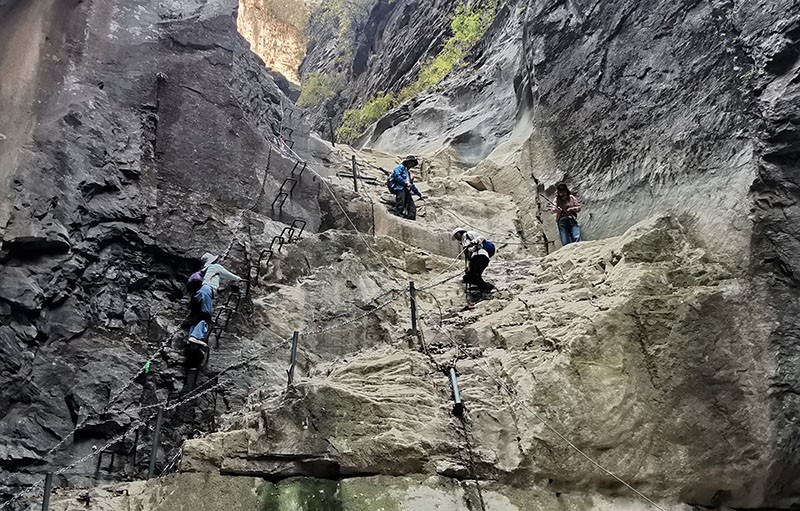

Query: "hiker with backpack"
(388, 155), (423, 220)
(181, 253), (242, 373)
(550, 183), (581, 246)
(452, 227), (495, 293)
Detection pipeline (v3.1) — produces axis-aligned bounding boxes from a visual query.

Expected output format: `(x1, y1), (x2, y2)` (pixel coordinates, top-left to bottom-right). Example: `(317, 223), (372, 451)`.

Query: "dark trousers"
(186, 342), (206, 370)
(394, 189), (417, 220)
(464, 254), (492, 291)
(184, 341), (206, 391)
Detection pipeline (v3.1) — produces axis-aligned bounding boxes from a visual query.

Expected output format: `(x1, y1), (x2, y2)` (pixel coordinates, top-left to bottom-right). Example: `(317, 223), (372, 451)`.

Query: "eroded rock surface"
(4, 0), (800, 509)
(0, 0), (333, 498)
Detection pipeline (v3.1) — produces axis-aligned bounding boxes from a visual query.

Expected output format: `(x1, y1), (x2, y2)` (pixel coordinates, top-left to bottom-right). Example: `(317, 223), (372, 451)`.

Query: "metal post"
(351, 155), (359, 193)
(41, 472), (53, 511)
(409, 282), (418, 336)
(449, 368), (464, 417)
(287, 331), (299, 386)
(147, 407), (164, 479)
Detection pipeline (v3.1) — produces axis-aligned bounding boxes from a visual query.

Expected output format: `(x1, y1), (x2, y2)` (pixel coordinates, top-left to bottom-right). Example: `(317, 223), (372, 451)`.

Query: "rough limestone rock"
(5, 0), (800, 509)
(44, 217), (716, 511)
(298, 0), (800, 507)
(0, 0), (340, 498)
(163, 216), (768, 508)
(47, 472), (692, 511)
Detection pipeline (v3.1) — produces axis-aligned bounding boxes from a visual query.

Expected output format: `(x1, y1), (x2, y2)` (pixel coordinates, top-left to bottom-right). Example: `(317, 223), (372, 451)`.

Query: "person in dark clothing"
(388, 155), (423, 220)
(452, 227), (494, 293)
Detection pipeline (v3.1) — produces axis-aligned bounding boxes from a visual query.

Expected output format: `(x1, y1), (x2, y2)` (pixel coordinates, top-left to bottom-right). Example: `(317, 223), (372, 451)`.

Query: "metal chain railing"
(413, 285), (667, 511)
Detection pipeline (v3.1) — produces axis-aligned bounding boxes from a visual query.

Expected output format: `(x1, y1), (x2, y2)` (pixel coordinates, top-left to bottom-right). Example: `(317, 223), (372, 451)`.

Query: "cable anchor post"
(449, 367), (464, 417)
(147, 406), (165, 479)
(351, 155), (359, 193)
(409, 281), (418, 336)
(41, 472), (53, 511)
(287, 331), (299, 387)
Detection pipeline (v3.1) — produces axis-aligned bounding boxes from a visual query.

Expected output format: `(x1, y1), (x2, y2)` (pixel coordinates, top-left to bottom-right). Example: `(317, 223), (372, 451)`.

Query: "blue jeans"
(558, 218), (581, 246)
(189, 320), (208, 341)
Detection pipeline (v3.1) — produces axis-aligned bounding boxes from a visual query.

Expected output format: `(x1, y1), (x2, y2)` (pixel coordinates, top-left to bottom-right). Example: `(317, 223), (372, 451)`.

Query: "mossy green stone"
(260, 478), (342, 511)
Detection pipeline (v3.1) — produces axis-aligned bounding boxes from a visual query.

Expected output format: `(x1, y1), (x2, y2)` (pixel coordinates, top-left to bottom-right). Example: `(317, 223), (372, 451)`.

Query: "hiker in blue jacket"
(389, 155), (423, 220)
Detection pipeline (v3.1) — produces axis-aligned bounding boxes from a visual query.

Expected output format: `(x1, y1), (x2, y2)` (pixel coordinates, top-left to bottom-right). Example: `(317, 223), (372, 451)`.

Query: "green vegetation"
(335, 92), (399, 144)
(403, 0), (499, 97)
(311, 0), (376, 54)
(335, 0), (502, 144)
(297, 71), (342, 107)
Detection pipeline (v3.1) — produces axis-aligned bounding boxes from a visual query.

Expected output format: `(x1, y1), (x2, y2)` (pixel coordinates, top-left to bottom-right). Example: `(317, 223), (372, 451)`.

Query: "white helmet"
(452, 227), (467, 239)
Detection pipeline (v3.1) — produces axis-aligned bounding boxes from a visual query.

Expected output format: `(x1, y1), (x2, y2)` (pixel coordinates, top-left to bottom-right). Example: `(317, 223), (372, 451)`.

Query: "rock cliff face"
(302, 0), (799, 507)
(298, 0), (460, 134)
(0, 0), (336, 500)
(4, 0), (800, 510)
(237, 0), (314, 84)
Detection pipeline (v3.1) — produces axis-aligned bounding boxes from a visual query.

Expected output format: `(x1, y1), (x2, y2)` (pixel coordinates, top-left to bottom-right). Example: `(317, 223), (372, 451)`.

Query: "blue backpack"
(482, 240), (496, 258)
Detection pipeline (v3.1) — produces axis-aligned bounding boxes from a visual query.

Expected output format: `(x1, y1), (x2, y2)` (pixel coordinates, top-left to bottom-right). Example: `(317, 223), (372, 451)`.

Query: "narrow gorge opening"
(236, 0), (313, 85)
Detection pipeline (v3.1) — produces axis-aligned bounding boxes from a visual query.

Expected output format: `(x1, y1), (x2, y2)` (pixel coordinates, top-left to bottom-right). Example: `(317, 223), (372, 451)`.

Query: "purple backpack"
(187, 270), (205, 293)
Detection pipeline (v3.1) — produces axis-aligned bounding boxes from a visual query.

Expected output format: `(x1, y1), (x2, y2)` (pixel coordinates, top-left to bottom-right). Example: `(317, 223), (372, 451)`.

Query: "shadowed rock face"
(0, 0), (334, 496)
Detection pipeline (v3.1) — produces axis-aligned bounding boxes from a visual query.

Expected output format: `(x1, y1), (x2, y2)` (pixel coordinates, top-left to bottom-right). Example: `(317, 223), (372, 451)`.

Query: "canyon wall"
(2, 0), (800, 509)
(237, 0), (316, 84)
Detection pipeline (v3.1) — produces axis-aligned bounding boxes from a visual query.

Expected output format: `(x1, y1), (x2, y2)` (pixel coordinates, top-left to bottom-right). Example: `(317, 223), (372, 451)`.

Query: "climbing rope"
(438, 206), (532, 247)
(0, 419), (149, 510)
(417, 246), (468, 291)
(159, 447), (183, 477)
(5, 327), (184, 481)
(0, 332), (291, 509)
(457, 343), (667, 511)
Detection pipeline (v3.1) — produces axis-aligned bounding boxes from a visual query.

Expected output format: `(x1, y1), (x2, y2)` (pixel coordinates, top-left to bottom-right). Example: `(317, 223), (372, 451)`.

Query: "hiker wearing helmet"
(388, 155), (423, 220)
(551, 183), (581, 246)
(452, 227), (495, 293)
(200, 252), (243, 295)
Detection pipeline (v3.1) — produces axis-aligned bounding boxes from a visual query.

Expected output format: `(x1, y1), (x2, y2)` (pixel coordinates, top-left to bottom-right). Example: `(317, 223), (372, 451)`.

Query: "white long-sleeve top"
(203, 263), (241, 292)
(461, 231), (489, 259)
